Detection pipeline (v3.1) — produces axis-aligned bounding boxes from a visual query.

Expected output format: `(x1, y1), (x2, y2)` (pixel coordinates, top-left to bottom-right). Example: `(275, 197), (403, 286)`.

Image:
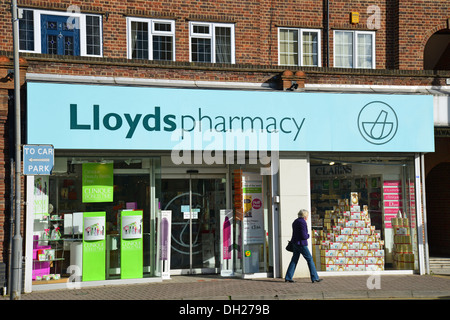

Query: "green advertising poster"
(82, 163), (113, 203)
(82, 212), (106, 281)
(121, 210), (143, 279)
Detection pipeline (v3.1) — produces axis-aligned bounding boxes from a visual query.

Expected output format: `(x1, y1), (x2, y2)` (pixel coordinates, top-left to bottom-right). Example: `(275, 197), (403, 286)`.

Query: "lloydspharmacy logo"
(357, 101), (398, 145)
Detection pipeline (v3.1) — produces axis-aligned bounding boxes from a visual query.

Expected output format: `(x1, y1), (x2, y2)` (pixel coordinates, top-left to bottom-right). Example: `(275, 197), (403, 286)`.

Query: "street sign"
(23, 144), (54, 175)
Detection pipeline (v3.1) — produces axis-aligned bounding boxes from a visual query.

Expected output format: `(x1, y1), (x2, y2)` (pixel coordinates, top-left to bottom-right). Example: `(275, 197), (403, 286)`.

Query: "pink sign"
(383, 180), (402, 187)
(385, 201), (402, 207)
(384, 194), (402, 200)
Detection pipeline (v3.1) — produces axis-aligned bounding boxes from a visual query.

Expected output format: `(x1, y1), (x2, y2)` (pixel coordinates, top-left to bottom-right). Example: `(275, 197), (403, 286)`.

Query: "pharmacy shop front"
(24, 82), (434, 291)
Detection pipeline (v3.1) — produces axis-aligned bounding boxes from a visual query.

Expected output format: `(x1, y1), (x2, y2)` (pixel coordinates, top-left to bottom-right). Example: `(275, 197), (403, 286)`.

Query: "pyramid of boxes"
(391, 217), (414, 270)
(313, 192), (385, 272)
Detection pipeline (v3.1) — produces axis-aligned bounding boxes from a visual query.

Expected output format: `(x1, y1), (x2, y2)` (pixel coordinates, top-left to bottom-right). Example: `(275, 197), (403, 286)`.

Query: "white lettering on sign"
(28, 165), (50, 173)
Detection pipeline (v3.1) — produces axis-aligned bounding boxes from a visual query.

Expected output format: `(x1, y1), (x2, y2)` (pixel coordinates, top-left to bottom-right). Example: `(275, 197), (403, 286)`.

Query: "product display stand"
(314, 192), (385, 272)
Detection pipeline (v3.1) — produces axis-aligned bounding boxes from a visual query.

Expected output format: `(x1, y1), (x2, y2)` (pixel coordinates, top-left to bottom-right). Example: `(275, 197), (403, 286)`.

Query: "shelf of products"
(32, 214), (82, 283)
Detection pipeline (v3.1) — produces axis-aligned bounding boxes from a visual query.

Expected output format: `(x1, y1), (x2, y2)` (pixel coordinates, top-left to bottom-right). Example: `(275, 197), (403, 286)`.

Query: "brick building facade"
(0, 0), (448, 292)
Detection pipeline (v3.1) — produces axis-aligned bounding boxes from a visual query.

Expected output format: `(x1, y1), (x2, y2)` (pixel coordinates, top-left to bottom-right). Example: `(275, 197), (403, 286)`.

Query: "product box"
(369, 242), (381, 249)
(321, 240), (330, 249)
(365, 257), (378, 265)
(395, 227), (410, 235)
(336, 250), (346, 258)
(355, 220), (366, 228)
(366, 264), (384, 271)
(354, 264), (366, 271)
(348, 242), (360, 249)
(360, 242), (370, 250)
(346, 264), (358, 271)
(346, 220), (356, 227)
(341, 227), (352, 235)
(335, 235), (348, 242)
(360, 228), (371, 235)
(350, 212), (361, 220)
(354, 235), (368, 242)
(335, 265), (346, 271)
(329, 242), (342, 250)
(335, 257), (347, 265)
(322, 249), (336, 257)
(354, 250), (366, 257)
(326, 264), (338, 271)
(346, 249), (356, 257)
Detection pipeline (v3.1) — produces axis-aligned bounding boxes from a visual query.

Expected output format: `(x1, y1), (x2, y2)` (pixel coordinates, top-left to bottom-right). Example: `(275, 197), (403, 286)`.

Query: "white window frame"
(278, 27), (322, 67)
(18, 8), (103, 57)
(189, 21), (235, 64)
(126, 17), (175, 61)
(333, 30), (376, 69)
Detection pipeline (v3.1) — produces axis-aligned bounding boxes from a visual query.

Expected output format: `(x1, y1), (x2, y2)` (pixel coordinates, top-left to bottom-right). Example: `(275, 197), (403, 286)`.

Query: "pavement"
(2, 273), (449, 318)
(2, 273), (450, 301)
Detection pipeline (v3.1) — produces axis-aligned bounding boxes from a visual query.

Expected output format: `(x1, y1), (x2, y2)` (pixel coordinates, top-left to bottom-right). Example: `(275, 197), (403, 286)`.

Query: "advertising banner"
(242, 173), (264, 245)
(121, 210), (143, 279)
(220, 209), (234, 276)
(82, 162), (113, 203)
(160, 210), (172, 279)
(33, 176), (49, 215)
(82, 212), (106, 281)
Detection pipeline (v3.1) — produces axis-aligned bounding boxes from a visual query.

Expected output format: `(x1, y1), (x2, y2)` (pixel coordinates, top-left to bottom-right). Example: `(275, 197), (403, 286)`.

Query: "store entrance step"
(429, 256), (450, 275)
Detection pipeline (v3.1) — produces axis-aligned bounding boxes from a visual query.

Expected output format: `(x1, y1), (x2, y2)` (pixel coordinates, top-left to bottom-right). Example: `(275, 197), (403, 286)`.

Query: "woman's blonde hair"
(298, 209), (309, 218)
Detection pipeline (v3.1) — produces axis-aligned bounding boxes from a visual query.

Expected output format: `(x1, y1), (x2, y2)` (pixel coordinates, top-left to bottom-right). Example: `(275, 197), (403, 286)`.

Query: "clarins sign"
(27, 83), (434, 152)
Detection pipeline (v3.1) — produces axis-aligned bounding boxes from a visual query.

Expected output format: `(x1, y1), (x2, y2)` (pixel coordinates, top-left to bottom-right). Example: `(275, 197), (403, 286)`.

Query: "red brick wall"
(0, 0), (446, 70)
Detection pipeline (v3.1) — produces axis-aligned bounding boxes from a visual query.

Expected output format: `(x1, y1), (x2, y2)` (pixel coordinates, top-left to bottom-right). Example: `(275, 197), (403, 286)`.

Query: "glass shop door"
(160, 174), (226, 274)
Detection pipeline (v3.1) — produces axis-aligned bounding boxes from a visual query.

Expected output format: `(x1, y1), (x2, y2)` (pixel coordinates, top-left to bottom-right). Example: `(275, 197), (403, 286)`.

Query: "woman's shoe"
(312, 279), (323, 283)
(285, 279), (295, 283)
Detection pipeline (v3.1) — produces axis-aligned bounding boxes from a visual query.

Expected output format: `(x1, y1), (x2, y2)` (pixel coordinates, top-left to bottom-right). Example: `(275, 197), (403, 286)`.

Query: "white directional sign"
(23, 145), (54, 175)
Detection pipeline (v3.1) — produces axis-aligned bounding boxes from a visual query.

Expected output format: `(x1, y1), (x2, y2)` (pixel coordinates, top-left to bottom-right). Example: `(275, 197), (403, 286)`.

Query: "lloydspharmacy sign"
(27, 83), (434, 153)
(69, 104), (305, 142)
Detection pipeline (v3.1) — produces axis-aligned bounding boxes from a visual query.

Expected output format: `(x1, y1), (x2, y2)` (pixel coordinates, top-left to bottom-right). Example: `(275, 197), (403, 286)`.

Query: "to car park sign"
(23, 145), (54, 175)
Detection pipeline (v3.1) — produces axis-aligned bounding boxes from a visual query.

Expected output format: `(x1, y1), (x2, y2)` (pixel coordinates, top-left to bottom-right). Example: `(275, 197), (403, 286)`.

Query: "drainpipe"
(327, 0), (330, 67)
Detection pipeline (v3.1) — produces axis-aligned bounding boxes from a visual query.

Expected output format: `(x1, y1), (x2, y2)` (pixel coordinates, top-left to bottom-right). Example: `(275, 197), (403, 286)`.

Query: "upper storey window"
(127, 17), (175, 61)
(278, 28), (321, 67)
(18, 8), (102, 57)
(189, 22), (235, 64)
(334, 30), (375, 69)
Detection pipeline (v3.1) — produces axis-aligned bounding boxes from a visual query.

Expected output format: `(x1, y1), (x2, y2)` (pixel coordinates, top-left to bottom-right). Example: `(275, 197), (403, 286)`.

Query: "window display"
(310, 154), (418, 272)
(31, 156), (161, 285)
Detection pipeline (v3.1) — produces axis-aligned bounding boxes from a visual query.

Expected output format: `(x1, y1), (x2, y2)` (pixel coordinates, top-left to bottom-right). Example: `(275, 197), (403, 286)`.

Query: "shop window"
(278, 28), (321, 67)
(31, 157), (161, 284)
(310, 154), (419, 272)
(127, 17), (175, 61)
(18, 8), (102, 57)
(334, 30), (375, 69)
(189, 22), (235, 64)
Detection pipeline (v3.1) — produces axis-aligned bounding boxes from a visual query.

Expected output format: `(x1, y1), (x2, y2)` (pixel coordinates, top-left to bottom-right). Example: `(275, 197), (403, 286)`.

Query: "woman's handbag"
(285, 240), (293, 252)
